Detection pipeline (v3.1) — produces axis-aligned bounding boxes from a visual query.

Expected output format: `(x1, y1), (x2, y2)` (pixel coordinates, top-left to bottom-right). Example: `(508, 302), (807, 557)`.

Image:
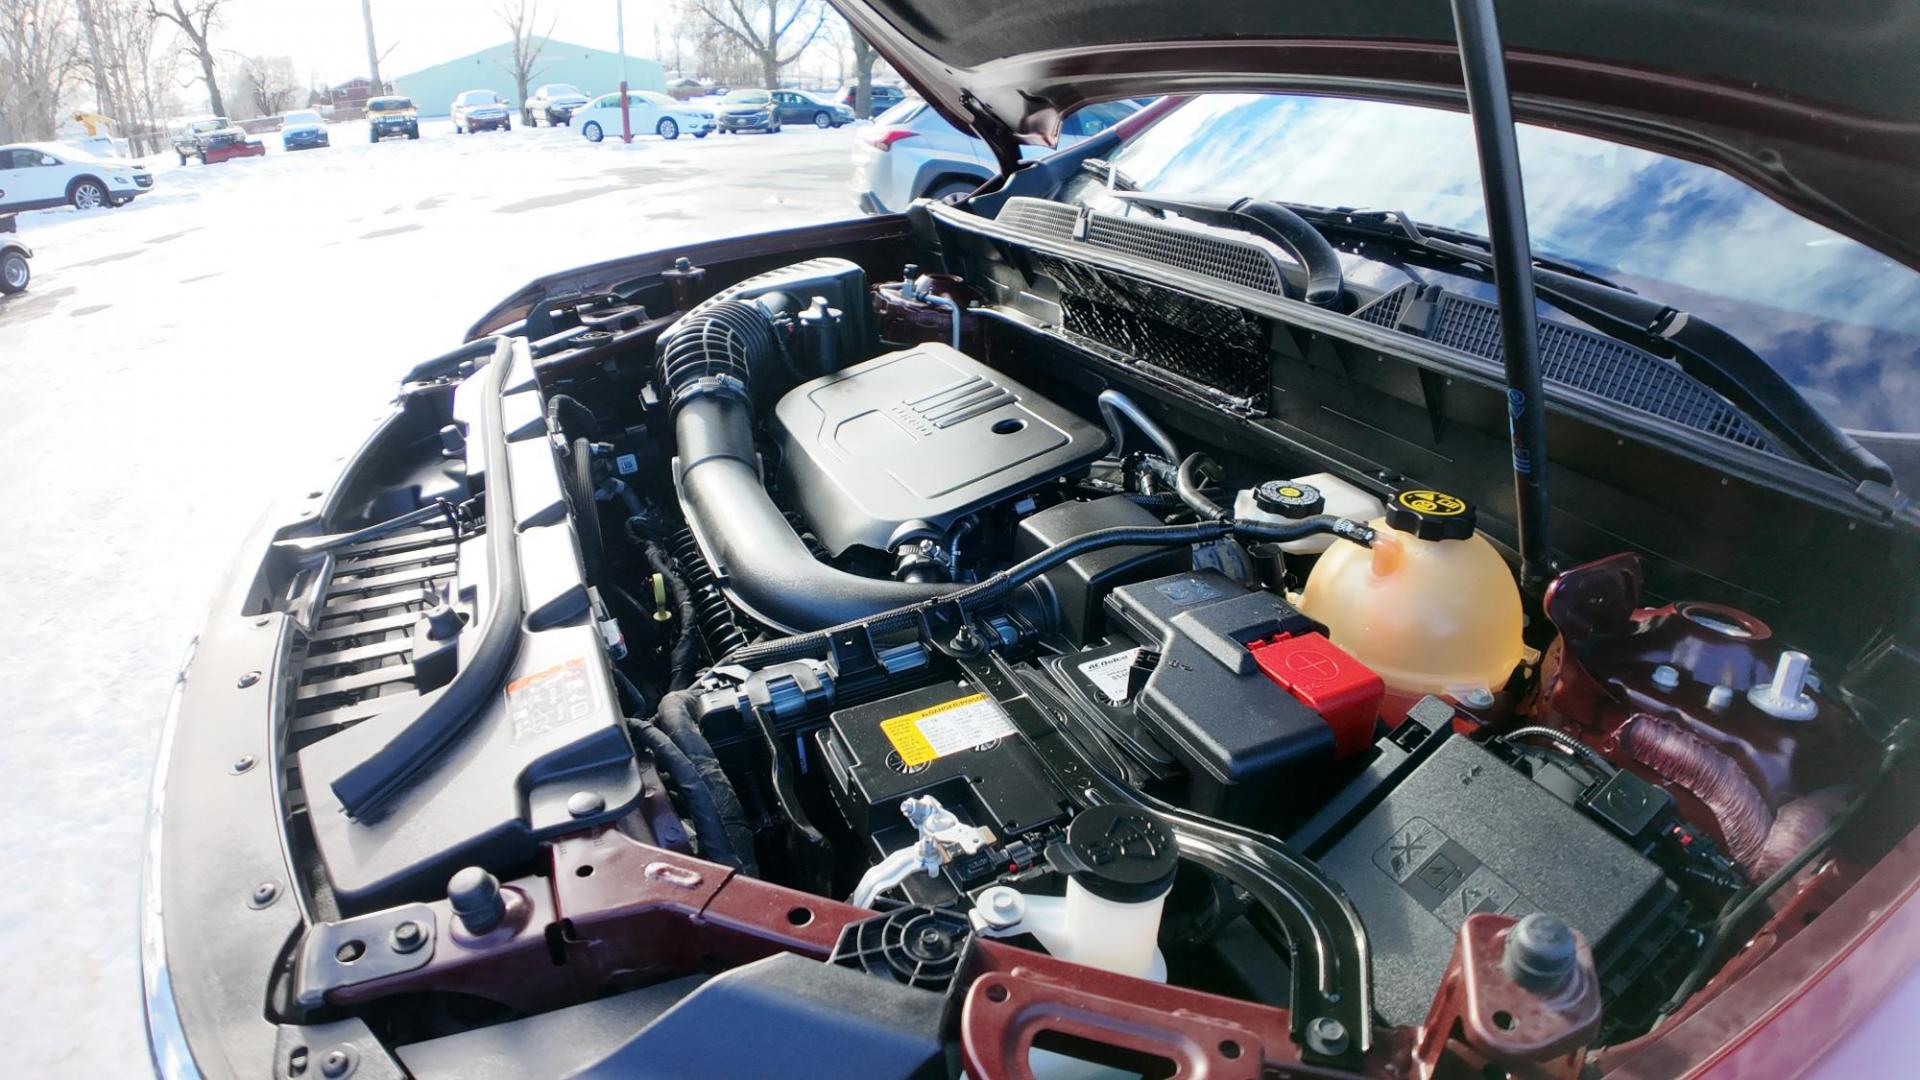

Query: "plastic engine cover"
(774, 343), (1107, 555)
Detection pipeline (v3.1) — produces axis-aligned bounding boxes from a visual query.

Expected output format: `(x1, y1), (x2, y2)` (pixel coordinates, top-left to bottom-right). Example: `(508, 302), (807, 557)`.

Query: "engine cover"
(774, 343), (1108, 555)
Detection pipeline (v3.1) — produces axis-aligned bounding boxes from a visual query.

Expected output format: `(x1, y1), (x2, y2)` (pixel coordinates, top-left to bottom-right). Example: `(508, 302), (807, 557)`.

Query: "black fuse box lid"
(1103, 571), (1334, 823)
(1317, 736), (1678, 1025)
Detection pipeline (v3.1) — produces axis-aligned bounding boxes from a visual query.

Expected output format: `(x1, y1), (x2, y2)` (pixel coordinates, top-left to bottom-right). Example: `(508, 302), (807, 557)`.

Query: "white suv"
(0, 142), (152, 212)
(852, 99), (1139, 214)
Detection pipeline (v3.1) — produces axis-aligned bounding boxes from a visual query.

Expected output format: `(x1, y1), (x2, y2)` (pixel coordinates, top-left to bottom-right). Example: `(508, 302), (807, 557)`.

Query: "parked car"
(142, 5), (1920, 1080)
(0, 213), (29, 294)
(574, 91), (715, 142)
(279, 109), (330, 151)
(171, 117), (265, 165)
(524, 83), (591, 127)
(0, 142), (151, 211)
(451, 89), (513, 133)
(366, 95), (421, 142)
(714, 89), (783, 133)
(852, 97), (1140, 213)
(665, 77), (707, 101)
(771, 89), (855, 129)
(834, 82), (907, 118)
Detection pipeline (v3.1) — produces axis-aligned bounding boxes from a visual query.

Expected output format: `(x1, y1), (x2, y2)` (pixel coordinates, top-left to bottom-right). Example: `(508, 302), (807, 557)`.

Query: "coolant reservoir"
(1299, 488), (1524, 707)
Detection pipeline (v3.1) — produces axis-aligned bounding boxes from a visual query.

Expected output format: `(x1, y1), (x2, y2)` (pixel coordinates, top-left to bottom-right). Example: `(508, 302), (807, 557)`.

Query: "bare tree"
(0, 0), (81, 141)
(147, 0), (224, 116)
(689, 0), (826, 91)
(495, 0), (553, 111)
(92, 0), (168, 151)
(848, 27), (876, 119)
(236, 53), (297, 117)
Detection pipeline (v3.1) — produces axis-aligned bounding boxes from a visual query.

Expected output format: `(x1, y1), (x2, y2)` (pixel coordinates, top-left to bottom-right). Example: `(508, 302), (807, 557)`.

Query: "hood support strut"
(1450, 0), (1553, 595)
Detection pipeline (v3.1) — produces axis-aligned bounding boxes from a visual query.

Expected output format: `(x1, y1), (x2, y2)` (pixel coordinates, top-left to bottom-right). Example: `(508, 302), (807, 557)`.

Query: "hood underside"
(830, 0), (1920, 271)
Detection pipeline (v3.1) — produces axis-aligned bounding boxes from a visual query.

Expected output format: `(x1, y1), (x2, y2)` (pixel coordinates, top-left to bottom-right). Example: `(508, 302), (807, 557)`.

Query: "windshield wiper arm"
(1290, 204), (1893, 486)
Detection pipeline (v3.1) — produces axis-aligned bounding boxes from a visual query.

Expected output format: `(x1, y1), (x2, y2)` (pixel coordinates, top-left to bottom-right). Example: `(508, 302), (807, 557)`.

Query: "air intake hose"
(663, 299), (955, 631)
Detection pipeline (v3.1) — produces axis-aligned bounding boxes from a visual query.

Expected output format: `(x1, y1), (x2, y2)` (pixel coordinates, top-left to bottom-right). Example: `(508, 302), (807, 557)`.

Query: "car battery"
(1096, 571), (1384, 826)
(815, 681), (1068, 905)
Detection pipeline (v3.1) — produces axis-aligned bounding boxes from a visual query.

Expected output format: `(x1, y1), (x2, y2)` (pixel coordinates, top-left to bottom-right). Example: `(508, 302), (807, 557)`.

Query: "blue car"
(280, 110), (330, 151)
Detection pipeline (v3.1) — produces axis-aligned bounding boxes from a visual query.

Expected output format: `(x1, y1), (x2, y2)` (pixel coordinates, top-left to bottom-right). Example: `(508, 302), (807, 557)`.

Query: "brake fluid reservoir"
(1234, 474), (1388, 555)
(1299, 488), (1523, 707)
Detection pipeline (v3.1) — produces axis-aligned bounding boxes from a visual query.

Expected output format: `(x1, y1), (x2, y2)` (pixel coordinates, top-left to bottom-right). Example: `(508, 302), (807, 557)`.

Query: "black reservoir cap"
(1385, 488), (1476, 541)
(1050, 804), (1179, 903)
(1253, 480), (1324, 519)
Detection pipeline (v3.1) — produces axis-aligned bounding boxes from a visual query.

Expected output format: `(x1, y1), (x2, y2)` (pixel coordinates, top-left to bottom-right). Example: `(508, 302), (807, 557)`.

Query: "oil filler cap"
(1050, 805), (1179, 904)
(1253, 480), (1325, 519)
(1385, 488), (1476, 541)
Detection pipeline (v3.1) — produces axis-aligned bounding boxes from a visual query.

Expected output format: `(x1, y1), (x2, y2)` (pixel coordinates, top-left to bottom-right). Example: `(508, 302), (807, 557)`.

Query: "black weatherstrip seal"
(330, 336), (525, 817)
(959, 651), (1374, 1066)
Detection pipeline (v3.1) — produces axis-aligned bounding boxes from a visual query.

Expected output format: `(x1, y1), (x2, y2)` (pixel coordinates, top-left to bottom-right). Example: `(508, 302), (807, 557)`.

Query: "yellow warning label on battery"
(879, 692), (1016, 768)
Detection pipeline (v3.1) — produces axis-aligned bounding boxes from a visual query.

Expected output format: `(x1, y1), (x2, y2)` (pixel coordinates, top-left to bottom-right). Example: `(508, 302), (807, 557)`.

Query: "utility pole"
(361, 0), (383, 95)
(616, 0), (633, 143)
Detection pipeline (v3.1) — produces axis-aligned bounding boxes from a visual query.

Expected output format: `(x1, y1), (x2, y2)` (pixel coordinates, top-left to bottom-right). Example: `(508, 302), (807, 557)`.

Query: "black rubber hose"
(545, 393), (600, 440)
(1177, 453), (1230, 521)
(724, 514), (1374, 669)
(654, 690), (759, 876)
(567, 436), (610, 585)
(665, 302), (956, 630)
(639, 540), (702, 689)
(631, 721), (750, 873)
(1234, 200), (1346, 308)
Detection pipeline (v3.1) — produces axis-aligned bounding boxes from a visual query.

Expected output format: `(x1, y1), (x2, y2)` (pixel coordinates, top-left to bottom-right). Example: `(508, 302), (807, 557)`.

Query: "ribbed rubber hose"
(640, 540), (702, 690)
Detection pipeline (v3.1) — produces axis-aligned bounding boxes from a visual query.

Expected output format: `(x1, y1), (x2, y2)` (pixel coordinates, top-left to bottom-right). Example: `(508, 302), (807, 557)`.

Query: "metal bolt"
(236, 671), (261, 688)
(566, 790), (606, 818)
(390, 919), (427, 953)
(949, 623), (981, 654)
(319, 1048), (352, 1078)
(1305, 1016), (1350, 1056)
(1457, 686), (1495, 709)
(248, 881), (280, 909)
(992, 890), (1017, 913)
(1650, 664), (1681, 690)
(1503, 913), (1577, 991)
(230, 755), (256, 774)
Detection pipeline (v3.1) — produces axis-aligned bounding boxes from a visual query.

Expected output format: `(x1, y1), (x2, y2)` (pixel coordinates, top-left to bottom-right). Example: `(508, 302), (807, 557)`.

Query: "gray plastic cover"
(774, 342), (1107, 554)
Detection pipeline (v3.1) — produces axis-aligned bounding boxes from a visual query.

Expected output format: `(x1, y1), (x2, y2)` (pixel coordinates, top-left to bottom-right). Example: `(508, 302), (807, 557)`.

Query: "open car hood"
(830, 0), (1920, 271)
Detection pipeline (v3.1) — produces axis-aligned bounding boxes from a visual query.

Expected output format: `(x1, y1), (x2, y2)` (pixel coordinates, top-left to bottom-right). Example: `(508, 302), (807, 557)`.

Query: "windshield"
(284, 112), (321, 125)
(191, 119), (227, 133)
(724, 91), (770, 104)
(1084, 94), (1920, 434)
(368, 98), (410, 111)
(543, 85), (581, 97)
(461, 91), (499, 105)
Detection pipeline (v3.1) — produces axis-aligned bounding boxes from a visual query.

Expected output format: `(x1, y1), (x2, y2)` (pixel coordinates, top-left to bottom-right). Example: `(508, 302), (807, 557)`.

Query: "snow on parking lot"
(0, 117), (865, 1076)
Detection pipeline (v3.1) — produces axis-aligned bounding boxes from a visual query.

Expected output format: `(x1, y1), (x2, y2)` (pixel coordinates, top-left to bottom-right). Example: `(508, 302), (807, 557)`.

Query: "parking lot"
(0, 117), (863, 1076)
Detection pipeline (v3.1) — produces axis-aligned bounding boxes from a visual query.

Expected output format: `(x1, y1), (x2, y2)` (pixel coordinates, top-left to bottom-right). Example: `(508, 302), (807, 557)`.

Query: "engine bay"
(272, 245), (1916, 1078)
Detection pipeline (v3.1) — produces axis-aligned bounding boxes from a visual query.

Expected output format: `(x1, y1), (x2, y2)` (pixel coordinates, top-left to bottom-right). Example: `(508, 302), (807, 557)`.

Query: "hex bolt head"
(230, 755), (256, 775)
(1503, 913), (1577, 992)
(1305, 1015), (1350, 1056)
(236, 670), (261, 688)
(390, 919), (427, 954)
(566, 790), (606, 818)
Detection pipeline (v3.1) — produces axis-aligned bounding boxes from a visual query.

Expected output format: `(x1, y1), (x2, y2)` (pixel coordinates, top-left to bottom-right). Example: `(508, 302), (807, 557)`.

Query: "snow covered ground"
(0, 117), (867, 1076)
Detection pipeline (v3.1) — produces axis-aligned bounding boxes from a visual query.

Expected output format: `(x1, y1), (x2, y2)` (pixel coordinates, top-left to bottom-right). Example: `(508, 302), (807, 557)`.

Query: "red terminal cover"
(1249, 632), (1383, 758)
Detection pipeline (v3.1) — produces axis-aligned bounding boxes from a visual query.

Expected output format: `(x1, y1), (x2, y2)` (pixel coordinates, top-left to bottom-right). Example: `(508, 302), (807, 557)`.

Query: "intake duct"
(663, 297), (956, 632)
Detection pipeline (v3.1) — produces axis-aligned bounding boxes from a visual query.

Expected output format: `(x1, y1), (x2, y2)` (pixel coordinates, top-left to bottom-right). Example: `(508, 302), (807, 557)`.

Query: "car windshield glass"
(369, 98), (409, 111)
(285, 112), (320, 125)
(874, 100), (921, 126)
(724, 91), (769, 104)
(192, 120), (224, 132)
(461, 92), (496, 105)
(1082, 94), (1920, 434)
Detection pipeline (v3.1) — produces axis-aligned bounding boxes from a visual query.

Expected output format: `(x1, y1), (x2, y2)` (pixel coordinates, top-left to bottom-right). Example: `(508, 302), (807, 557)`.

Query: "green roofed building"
(392, 39), (665, 117)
